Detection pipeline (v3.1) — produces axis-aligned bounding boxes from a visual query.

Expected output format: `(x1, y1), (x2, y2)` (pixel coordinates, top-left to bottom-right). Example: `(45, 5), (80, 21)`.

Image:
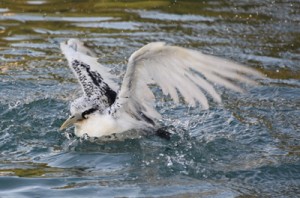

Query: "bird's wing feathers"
(113, 42), (262, 121)
(60, 39), (118, 106)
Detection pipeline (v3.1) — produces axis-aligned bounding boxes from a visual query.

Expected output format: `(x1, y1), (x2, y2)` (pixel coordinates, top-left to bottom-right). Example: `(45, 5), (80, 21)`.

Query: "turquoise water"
(0, 0), (299, 197)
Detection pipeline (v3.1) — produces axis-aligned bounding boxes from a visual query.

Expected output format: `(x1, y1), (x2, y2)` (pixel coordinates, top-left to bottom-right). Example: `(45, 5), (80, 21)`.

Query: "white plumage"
(60, 39), (262, 138)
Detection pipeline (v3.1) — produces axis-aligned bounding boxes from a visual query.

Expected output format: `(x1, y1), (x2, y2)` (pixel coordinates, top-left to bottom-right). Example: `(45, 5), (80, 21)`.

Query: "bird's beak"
(60, 114), (82, 130)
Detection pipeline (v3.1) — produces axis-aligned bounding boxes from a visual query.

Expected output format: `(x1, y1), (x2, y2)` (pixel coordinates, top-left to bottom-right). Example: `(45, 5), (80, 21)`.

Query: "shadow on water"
(0, 0), (299, 197)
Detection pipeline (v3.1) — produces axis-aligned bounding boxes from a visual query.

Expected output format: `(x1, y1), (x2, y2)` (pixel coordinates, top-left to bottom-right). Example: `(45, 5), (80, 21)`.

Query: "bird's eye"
(81, 112), (88, 119)
(82, 108), (97, 119)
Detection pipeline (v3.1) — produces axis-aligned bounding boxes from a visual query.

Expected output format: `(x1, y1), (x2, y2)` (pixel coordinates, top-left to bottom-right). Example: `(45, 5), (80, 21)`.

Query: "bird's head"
(60, 97), (98, 130)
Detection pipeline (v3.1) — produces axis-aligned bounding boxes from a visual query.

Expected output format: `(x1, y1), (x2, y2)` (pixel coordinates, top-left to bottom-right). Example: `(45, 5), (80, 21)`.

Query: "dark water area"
(0, 0), (299, 197)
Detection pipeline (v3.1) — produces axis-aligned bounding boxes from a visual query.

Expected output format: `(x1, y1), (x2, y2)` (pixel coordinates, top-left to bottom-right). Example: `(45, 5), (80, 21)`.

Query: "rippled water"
(0, 0), (300, 197)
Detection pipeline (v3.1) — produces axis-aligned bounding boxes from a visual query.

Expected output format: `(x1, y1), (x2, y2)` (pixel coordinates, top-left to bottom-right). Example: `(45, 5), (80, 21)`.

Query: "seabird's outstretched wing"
(60, 39), (118, 106)
(112, 42), (262, 122)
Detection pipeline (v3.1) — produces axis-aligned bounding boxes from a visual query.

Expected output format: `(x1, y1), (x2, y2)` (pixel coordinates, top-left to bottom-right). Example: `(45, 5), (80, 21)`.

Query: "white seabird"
(60, 39), (262, 138)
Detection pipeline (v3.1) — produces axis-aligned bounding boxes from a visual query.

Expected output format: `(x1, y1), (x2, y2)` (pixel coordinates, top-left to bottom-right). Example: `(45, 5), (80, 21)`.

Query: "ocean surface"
(0, 0), (299, 197)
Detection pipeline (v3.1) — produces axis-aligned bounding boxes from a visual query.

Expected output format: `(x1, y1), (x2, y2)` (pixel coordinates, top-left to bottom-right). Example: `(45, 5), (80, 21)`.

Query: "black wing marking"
(60, 39), (119, 108)
(72, 60), (117, 106)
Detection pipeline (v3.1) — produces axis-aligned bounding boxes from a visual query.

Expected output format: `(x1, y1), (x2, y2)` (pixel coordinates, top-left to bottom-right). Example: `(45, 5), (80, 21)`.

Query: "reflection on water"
(0, 0), (300, 197)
